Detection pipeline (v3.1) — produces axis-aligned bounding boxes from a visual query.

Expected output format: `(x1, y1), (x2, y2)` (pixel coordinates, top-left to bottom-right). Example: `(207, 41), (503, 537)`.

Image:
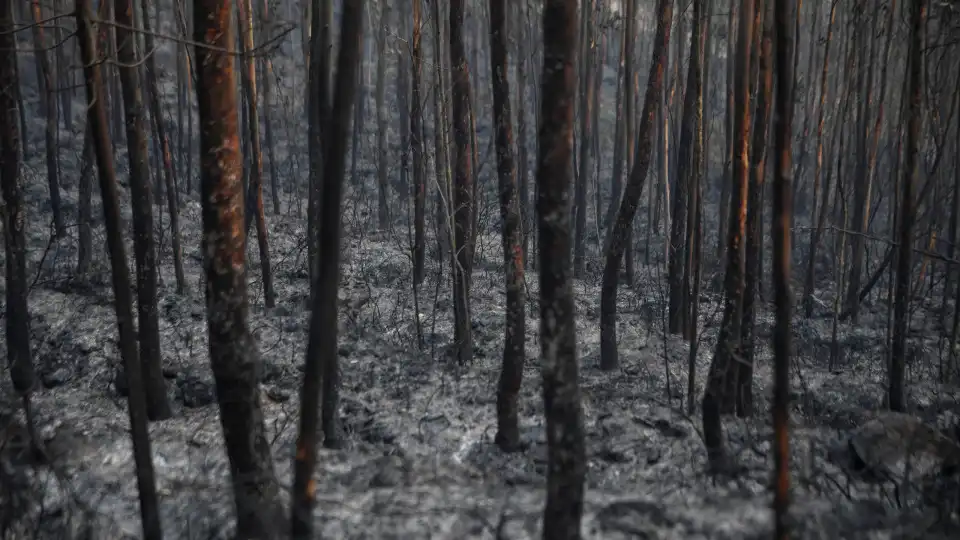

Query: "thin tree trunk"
(375, 2), (390, 228)
(738, 0), (773, 418)
(573, 0), (594, 277)
(890, 0), (925, 413)
(600, 0), (674, 371)
(489, 0), (526, 453)
(771, 0), (795, 534)
(307, 0), (332, 303)
(31, 0), (65, 237)
(76, 2), (162, 536)
(291, 5), (363, 537)
(237, 0), (275, 308)
(670, 0), (707, 336)
(260, 0), (281, 215)
(450, 0), (475, 366)
(412, 0), (426, 286)
(140, 0), (186, 294)
(114, 0), (173, 421)
(802, 0), (838, 318)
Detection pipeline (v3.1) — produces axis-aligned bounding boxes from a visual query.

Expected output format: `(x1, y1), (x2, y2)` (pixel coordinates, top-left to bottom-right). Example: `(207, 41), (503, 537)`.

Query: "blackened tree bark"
(538, 0), (586, 536)
(801, 0), (837, 318)
(515, 0), (530, 266)
(308, 0), (332, 303)
(140, 0), (186, 294)
(890, 0), (925, 412)
(599, 0), (674, 372)
(31, 0), (65, 237)
(738, 0), (773, 418)
(412, 0), (426, 286)
(76, 2), (161, 537)
(771, 2), (795, 536)
(193, 0), (283, 534)
(489, 0), (526, 453)
(669, 0), (707, 336)
(77, 123), (94, 274)
(237, 0), (276, 309)
(702, 0), (756, 469)
(573, 0), (594, 277)
(1, 0), (36, 441)
(291, 3), (364, 537)
(114, 0), (173, 421)
(450, 0), (475, 366)
(375, 1), (390, 228)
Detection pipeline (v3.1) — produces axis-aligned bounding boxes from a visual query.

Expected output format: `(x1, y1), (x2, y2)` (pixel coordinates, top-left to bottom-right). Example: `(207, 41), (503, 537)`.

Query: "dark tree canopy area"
(3, 1), (960, 539)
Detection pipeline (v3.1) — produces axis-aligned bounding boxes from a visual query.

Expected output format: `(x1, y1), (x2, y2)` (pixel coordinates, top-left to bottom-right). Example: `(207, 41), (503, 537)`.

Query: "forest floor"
(3, 7), (960, 539)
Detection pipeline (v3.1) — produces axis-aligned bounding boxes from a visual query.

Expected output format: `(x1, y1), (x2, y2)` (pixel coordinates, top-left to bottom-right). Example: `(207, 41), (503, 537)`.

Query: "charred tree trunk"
(738, 0), (773, 418)
(771, 0), (795, 535)
(670, 0), (707, 336)
(412, 0), (426, 286)
(801, 1), (837, 318)
(237, 0), (275, 309)
(307, 0), (332, 303)
(76, 2), (162, 537)
(114, 0), (173, 421)
(450, 0), (475, 366)
(573, 0), (594, 277)
(538, 1), (586, 536)
(599, 0), (674, 371)
(1, 0), (37, 453)
(31, 0), (65, 237)
(375, 2), (390, 228)
(489, 0), (526, 453)
(291, 3), (364, 536)
(193, 0), (283, 533)
(701, 0), (757, 468)
(890, 0), (925, 413)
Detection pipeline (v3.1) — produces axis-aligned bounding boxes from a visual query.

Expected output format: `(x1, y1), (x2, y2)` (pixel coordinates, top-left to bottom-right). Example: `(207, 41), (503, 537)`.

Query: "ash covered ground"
(2, 5), (960, 539)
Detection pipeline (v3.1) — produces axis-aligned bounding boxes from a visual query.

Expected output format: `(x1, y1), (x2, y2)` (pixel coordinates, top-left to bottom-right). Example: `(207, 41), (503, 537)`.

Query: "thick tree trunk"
(192, 0), (283, 534)
(538, 1), (586, 536)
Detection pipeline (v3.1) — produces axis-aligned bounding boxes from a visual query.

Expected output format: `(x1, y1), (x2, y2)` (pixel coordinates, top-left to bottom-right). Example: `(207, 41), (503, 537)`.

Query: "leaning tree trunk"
(290, 3), (364, 537)
(599, 0), (674, 372)
(237, 0), (276, 309)
(114, 0), (173, 421)
(76, 2), (162, 537)
(193, 0), (283, 534)
(538, 1), (586, 537)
